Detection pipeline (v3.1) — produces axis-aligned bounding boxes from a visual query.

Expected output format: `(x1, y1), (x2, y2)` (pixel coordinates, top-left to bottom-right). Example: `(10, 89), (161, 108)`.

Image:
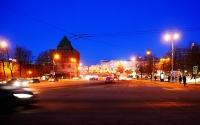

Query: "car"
(89, 77), (98, 80)
(0, 79), (7, 84)
(49, 78), (58, 82)
(72, 77), (80, 80)
(105, 77), (115, 83)
(29, 78), (40, 83)
(0, 84), (37, 113)
(7, 78), (29, 88)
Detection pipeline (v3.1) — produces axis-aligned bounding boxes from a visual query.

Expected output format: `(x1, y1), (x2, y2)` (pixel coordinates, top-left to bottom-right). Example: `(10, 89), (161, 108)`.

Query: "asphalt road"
(1, 79), (200, 125)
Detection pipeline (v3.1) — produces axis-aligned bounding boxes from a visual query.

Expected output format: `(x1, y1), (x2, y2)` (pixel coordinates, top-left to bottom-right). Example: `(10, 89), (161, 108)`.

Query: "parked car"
(29, 78), (40, 83)
(105, 77), (115, 83)
(0, 84), (37, 113)
(7, 78), (28, 88)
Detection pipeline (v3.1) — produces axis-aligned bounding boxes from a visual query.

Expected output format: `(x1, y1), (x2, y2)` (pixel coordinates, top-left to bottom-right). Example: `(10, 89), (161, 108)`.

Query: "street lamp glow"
(164, 34), (171, 41)
(54, 54), (60, 59)
(173, 33), (179, 40)
(131, 57), (136, 61)
(163, 32), (180, 41)
(52, 54), (60, 77)
(146, 51), (151, 55)
(0, 41), (7, 48)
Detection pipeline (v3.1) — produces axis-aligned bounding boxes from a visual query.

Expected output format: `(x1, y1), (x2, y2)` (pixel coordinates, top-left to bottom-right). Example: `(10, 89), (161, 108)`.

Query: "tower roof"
(57, 36), (73, 49)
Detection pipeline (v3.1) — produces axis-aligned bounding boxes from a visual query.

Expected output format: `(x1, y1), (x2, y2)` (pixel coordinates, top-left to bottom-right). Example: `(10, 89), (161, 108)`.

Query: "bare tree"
(35, 50), (51, 76)
(13, 45), (34, 77)
(185, 42), (200, 74)
(36, 50), (50, 65)
(0, 45), (9, 78)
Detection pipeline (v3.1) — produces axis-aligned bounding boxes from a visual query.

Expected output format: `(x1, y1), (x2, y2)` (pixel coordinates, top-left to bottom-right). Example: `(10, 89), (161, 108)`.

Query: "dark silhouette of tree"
(185, 42), (200, 74)
(36, 50), (50, 65)
(13, 45), (34, 77)
(0, 44), (9, 78)
(144, 54), (154, 75)
(135, 55), (145, 78)
(35, 50), (51, 76)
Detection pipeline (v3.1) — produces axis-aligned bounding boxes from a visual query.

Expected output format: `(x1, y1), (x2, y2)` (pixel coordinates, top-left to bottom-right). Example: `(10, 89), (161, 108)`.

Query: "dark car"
(0, 84), (37, 113)
(105, 77), (115, 83)
(7, 78), (28, 88)
(29, 78), (40, 83)
(89, 77), (98, 80)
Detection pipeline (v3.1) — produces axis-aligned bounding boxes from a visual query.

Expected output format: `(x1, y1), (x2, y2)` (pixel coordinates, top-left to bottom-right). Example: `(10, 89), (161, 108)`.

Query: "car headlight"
(14, 81), (20, 86)
(22, 81), (28, 86)
(13, 94), (33, 98)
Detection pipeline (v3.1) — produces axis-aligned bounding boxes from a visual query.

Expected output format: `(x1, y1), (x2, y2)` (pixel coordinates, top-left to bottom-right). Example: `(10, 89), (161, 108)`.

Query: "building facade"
(84, 60), (137, 77)
(50, 36), (80, 78)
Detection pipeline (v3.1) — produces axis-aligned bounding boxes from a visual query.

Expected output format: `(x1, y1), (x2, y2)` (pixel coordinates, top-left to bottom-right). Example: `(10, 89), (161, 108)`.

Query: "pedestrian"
(168, 75), (170, 82)
(137, 75), (139, 80)
(150, 74), (152, 81)
(179, 75), (182, 84)
(183, 75), (187, 86)
(154, 75), (157, 82)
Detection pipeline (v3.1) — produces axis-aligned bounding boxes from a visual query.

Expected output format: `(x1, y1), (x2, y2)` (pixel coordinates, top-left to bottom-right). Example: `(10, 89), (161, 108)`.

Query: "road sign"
(193, 66), (198, 74)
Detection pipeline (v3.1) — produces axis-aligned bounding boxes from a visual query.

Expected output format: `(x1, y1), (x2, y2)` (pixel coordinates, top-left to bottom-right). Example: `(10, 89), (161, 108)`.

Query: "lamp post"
(164, 32), (180, 82)
(0, 42), (8, 79)
(70, 58), (76, 78)
(146, 50), (155, 79)
(52, 54), (60, 78)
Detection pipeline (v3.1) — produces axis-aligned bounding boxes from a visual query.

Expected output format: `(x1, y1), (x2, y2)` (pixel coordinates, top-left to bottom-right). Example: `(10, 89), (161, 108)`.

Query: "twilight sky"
(1, 0), (200, 66)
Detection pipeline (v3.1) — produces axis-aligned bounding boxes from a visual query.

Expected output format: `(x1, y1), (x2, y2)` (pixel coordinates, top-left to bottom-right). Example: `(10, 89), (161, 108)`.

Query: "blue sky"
(1, 0), (200, 66)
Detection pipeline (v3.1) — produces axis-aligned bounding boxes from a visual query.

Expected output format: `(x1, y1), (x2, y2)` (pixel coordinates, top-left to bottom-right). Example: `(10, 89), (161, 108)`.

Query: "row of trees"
(0, 44), (51, 78)
(135, 41), (200, 76)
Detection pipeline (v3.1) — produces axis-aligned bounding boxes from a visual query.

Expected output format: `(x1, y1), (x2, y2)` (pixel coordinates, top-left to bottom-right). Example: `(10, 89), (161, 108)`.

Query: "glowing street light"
(131, 57), (136, 62)
(164, 32), (180, 82)
(54, 54), (60, 60)
(0, 42), (7, 48)
(52, 54), (60, 77)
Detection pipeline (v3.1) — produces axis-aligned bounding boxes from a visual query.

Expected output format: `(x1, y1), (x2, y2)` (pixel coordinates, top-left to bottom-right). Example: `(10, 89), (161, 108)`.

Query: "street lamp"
(0, 41), (8, 79)
(146, 50), (155, 78)
(52, 54), (60, 78)
(0, 42), (7, 48)
(131, 57), (136, 62)
(28, 71), (32, 78)
(164, 32), (180, 82)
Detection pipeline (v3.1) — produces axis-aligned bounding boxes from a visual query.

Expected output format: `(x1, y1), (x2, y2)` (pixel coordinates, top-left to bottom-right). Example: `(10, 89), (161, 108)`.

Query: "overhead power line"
(0, 4), (74, 36)
(1, 4), (200, 38)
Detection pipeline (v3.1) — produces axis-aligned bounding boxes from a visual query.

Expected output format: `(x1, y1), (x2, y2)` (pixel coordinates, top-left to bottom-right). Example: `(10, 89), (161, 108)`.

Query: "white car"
(7, 78), (28, 88)
(49, 78), (58, 82)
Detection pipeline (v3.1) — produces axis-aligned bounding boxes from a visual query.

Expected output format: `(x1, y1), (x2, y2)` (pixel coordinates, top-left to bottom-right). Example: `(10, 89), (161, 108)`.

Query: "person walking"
(183, 75), (187, 86)
(154, 75), (157, 82)
(168, 75), (170, 82)
(179, 75), (182, 84)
